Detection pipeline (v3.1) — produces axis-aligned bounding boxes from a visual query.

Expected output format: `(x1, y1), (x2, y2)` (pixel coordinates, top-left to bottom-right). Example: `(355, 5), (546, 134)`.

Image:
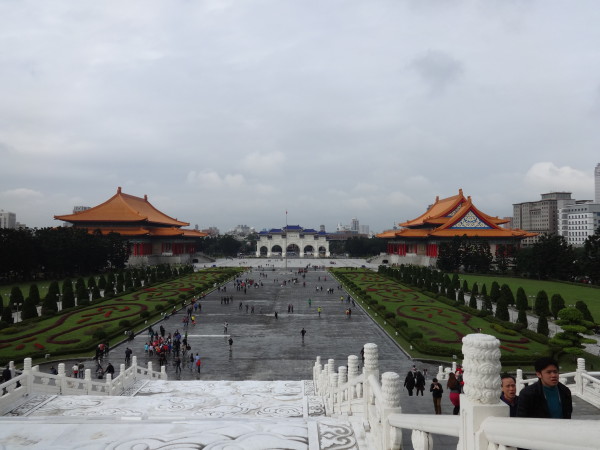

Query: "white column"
(381, 372), (402, 450)
(459, 333), (508, 450)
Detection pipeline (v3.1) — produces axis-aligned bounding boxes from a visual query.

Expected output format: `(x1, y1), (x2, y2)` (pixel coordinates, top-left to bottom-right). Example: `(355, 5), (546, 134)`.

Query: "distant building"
(513, 192), (574, 246)
(359, 224), (370, 235)
(256, 225), (330, 258)
(201, 227), (220, 236)
(595, 163), (600, 203)
(0, 210), (16, 229)
(228, 224), (252, 236)
(378, 189), (535, 266)
(558, 202), (600, 246)
(351, 218), (359, 233)
(54, 187), (207, 266)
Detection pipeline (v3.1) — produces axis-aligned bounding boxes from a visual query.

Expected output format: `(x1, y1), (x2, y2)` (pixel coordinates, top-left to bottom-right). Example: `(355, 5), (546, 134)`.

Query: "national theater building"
(55, 187), (207, 266)
(377, 190), (536, 266)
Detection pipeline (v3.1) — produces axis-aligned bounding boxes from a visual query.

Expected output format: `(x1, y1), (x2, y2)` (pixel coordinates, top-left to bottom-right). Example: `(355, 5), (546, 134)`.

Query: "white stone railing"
(314, 335), (600, 450)
(0, 355), (166, 415)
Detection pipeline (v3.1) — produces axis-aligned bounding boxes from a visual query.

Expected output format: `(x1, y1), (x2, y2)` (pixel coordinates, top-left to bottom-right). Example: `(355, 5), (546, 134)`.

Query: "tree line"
(0, 227), (130, 282)
(436, 227), (600, 284)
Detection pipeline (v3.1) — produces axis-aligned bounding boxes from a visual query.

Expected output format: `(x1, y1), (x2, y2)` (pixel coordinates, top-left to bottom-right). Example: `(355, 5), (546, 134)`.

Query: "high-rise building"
(558, 202), (600, 246)
(351, 218), (359, 233)
(595, 163), (600, 203)
(0, 210), (16, 229)
(513, 192), (574, 246)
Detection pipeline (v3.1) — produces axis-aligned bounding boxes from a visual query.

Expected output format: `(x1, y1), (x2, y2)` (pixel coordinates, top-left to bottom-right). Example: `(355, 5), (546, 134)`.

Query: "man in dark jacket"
(500, 375), (519, 417)
(517, 357), (572, 419)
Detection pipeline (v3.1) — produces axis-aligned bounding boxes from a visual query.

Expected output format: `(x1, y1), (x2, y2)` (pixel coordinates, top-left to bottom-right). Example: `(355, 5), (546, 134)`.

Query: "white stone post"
(147, 361), (153, 374)
(381, 372), (402, 450)
(23, 358), (33, 395)
(84, 369), (92, 394)
(9, 361), (15, 378)
(314, 356), (322, 389)
(338, 366), (348, 406)
(106, 373), (113, 395)
(363, 343), (379, 421)
(58, 363), (66, 394)
(459, 334), (508, 450)
(161, 364), (167, 379)
(575, 357), (586, 397)
(452, 361), (457, 372)
(515, 368), (524, 394)
(329, 372), (338, 414)
(436, 365), (444, 381)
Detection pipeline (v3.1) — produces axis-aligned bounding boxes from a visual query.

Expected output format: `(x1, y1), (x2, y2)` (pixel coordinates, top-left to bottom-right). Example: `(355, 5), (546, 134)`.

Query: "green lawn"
(331, 268), (548, 362)
(458, 274), (600, 321)
(0, 268), (243, 364)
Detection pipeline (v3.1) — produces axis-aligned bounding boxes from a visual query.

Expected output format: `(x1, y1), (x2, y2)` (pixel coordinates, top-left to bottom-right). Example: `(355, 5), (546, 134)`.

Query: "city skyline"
(1, 1), (599, 232)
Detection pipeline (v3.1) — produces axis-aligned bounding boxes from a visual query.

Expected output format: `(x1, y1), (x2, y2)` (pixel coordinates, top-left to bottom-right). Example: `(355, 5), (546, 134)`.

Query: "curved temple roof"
(55, 187), (190, 227)
(378, 189), (536, 240)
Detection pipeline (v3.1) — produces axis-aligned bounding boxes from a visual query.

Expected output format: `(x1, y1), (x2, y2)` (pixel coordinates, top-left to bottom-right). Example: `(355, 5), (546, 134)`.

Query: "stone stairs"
(0, 380), (363, 449)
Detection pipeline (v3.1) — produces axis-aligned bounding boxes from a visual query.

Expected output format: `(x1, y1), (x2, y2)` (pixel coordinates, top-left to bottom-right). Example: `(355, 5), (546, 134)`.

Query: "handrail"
(481, 416), (600, 450)
(388, 413), (459, 437)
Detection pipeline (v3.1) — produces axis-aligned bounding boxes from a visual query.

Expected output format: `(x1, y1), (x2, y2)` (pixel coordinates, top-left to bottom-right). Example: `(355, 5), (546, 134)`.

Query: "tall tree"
(62, 286), (75, 309)
(516, 287), (528, 311)
(516, 234), (576, 280)
(462, 280), (469, 293)
(490, 282), (501, 303)
(534, 290), (550, 317)
(471, 283), (479, 298)
(469, 292), (478, 309)
(575, 301), (595, 323)
(21, 297), (38, 320)
(550, 294), (566, 320)
(500, 284), (515, 306)
(495, 297), (510, 321)
(9, 286), (25, 312)
(41, 281), (59, 314)
(28, 284), (41, 305)
(537, 314), (549, 337)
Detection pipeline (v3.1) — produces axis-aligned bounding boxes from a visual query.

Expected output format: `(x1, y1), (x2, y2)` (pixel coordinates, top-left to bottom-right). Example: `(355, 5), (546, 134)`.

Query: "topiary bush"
(119, 319), (132, 328)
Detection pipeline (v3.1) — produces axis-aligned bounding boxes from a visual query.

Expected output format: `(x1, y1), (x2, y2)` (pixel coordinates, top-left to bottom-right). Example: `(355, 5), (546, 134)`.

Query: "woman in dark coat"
(415, 370), (426, 396)
(404, 370), (416, 396)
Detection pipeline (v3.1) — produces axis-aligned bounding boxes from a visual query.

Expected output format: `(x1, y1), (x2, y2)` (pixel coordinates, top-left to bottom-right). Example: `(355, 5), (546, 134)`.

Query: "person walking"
(317, 306), (322, 317)
(447, 372), (461, 415)
(125, 347), (132, 365)
(228, 337), (233, 351)
(175, 356), (182, 374)
(415, 370), (426, 396)
(223, 322), (228, 334)
(301, 328), (306, 342)
(404, 370), (416, 396)
(430, 378), (444, 414)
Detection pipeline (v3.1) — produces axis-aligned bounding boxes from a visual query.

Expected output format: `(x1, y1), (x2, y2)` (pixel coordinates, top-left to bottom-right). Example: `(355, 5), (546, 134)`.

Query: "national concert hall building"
(377, 189), (536, 266)
(54, 187), (207, 266)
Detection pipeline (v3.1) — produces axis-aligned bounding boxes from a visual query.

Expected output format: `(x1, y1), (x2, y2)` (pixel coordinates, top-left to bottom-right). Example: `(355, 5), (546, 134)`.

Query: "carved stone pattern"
(308, 396), (326, 416)
(462, 334), (502, 404)
(317, 419), (359, 450)
(6, 395), (54, 416)
(381, 372), (401, 409)
(304, 380), (316, 396)
(411, 429), (433, 450)
(364, 343), (378, 372)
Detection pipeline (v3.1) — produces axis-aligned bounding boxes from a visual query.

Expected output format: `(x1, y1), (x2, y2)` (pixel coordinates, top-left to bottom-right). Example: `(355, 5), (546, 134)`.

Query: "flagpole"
(284, 210), (288, 270)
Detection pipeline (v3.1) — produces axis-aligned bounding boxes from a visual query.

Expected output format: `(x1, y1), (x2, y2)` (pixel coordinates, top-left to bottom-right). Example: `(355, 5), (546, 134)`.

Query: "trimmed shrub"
(119, 319), (131, 328)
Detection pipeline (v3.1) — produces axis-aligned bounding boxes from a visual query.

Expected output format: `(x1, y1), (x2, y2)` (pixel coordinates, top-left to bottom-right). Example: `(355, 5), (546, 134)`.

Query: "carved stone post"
(9, 361), (15, 378)
(575, 357), (586, 397)
(84, 368), (92, 394)
(459, 333), (507, 450)
(106, 373), (113, 396)
(329, 372), (338, 414)
(161, 364), (167, 379)
(381, 372), (402, 450)
(363, 343), (379, 421)
(23, 357), (33, 394)
(436, 365), (444, 381)
(338, 366), (348, 406)
(314, 356), (322, 387)
(58, 363), (66, 394)
(147, 361), (153, 373)
(515, 368), (524, 394)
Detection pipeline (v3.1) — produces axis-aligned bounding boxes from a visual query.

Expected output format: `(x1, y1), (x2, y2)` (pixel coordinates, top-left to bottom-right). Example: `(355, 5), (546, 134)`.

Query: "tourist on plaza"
(175, 355), (182, 374)
(194, 354), (201, 373)
(301, 328), (306, 341)
(105, 362), (115, 377)
(2, 365), (11, 382)
(415, 370), (426, 396)
(72, 363), (79, 378)
(317, 306), (322, 317)
(430, 378), (444, 414)
(500, 375), (519, 417)
(50, 366), (58, 375)
(404, 370), (416, 396)
(517, 357), (572, 419)
(125, 347), (132, 365)
(78, 362), (85, 378)
(228, 337), (233, 350)
(447, 372), (461, 415)
(224, 322), (228, 334)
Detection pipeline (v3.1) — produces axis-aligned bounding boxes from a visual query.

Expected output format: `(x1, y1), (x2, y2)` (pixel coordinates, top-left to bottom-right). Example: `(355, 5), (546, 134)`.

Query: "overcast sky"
(1, 0), (599, 234)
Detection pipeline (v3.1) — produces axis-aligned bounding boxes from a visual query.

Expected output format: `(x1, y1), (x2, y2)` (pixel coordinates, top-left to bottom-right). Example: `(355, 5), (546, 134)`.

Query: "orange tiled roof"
(54, 187), (189, 227)
(377, 190), (537, 240)
(87, 227), (151, 236)
(399, 189), (466, 227)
